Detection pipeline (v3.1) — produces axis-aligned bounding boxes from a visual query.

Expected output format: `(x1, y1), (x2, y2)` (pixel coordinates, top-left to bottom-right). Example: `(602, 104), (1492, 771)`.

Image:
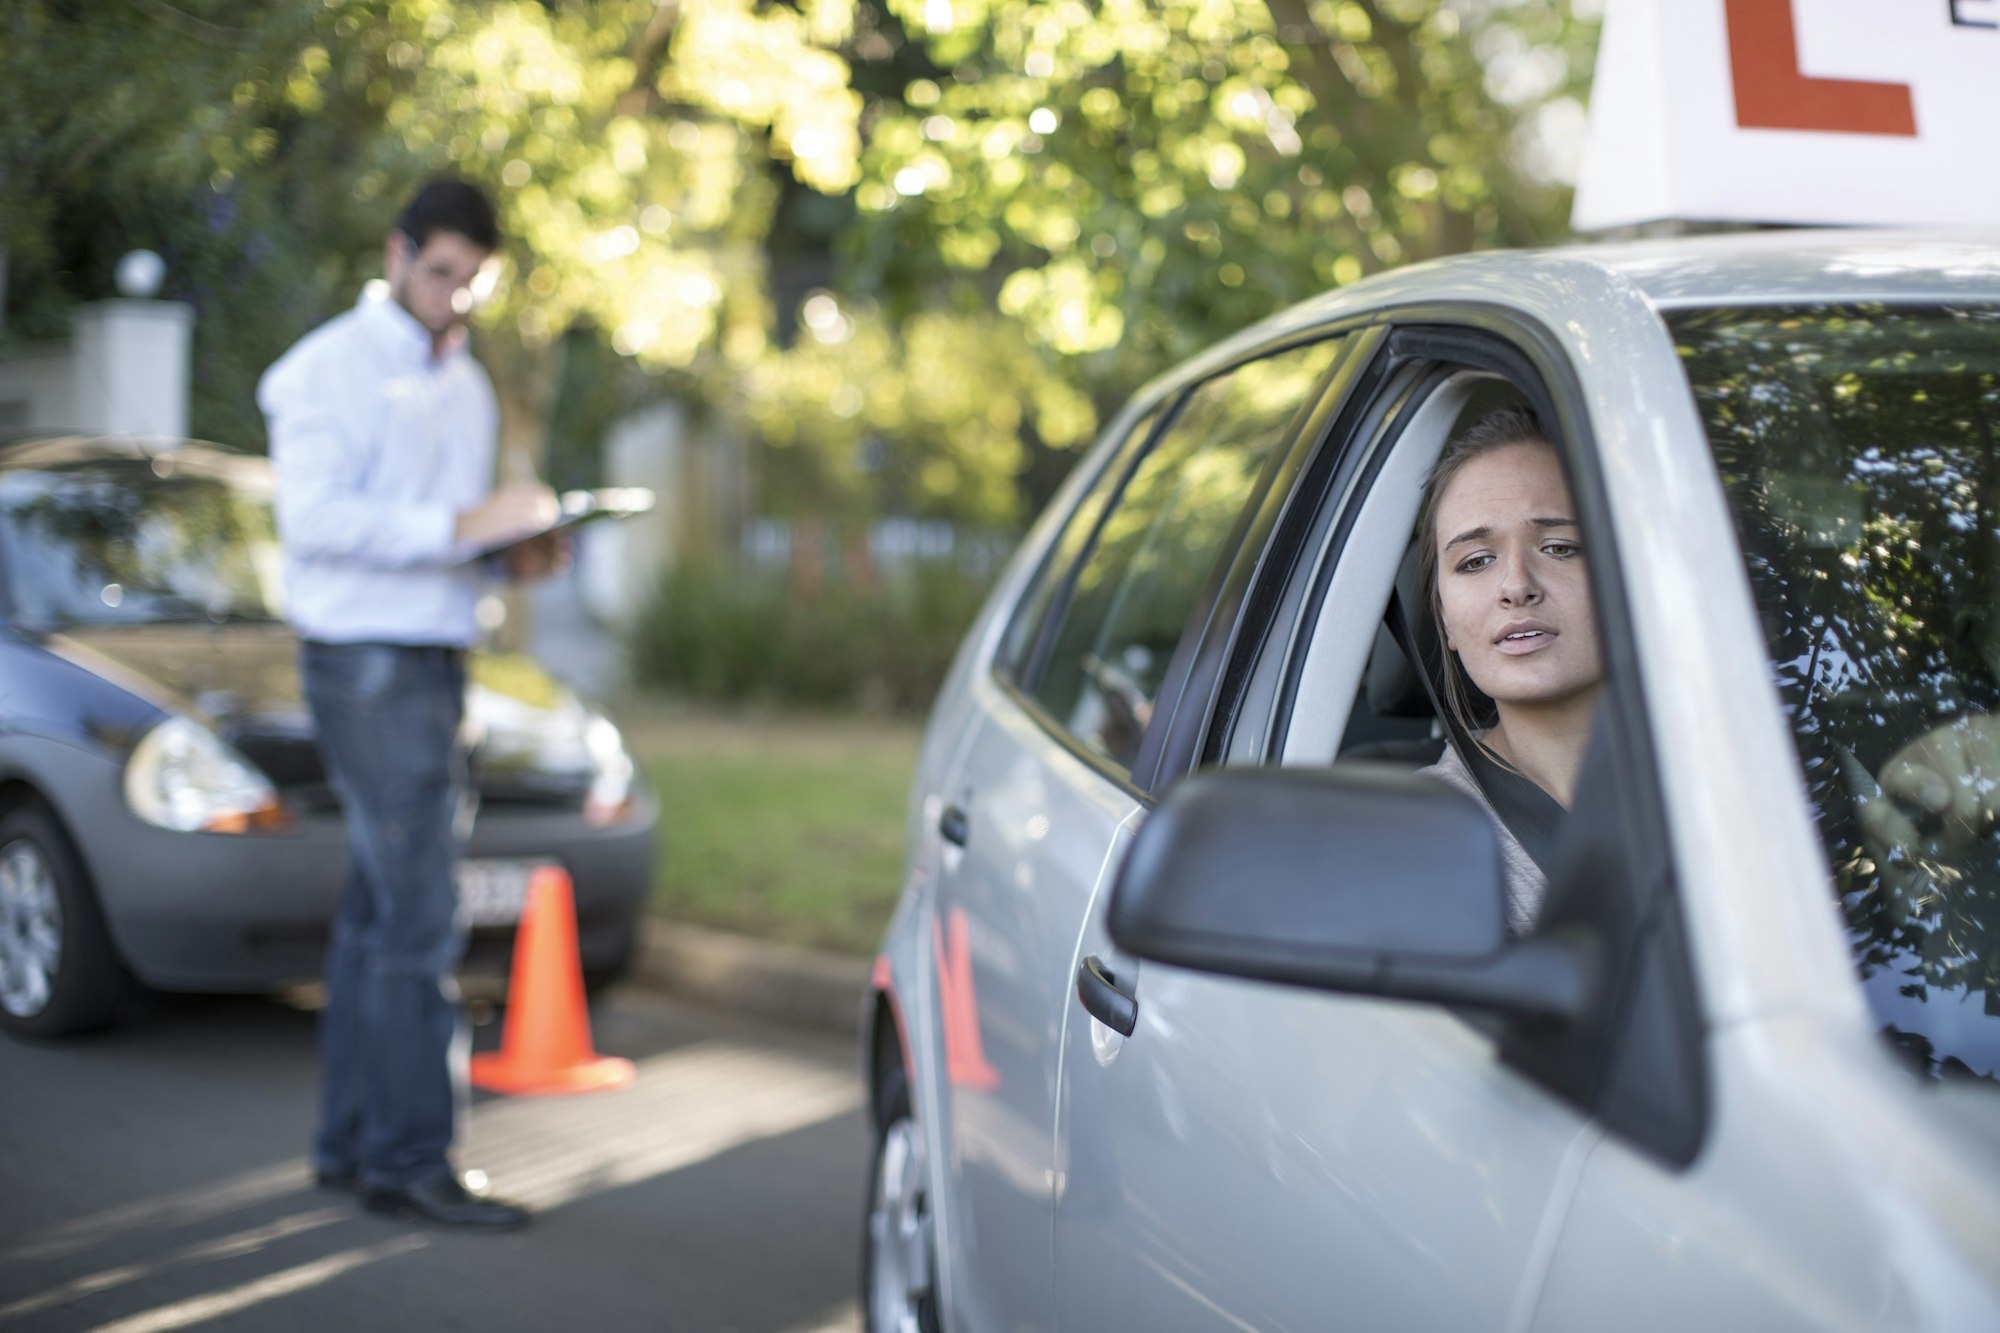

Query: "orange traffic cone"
(470, 866), (636, 1095)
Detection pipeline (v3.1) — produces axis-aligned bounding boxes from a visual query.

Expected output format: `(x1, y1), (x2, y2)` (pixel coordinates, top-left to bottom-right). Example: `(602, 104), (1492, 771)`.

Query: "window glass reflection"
(1033, 339), (1340, 773)
(1676, 304), (2000, 1085)
(1000, 407), (1160, 678)
(0, 461), (283, 628)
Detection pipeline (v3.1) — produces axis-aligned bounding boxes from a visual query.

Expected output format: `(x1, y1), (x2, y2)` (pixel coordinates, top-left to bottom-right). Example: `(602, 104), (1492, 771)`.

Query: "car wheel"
(863, 1062), (942, 1333)
(0, 802), (131, 1037)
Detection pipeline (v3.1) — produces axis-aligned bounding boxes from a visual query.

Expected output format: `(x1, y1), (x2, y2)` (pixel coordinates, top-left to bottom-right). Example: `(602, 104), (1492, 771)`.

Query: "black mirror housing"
(1108, 764), (1596, 1021)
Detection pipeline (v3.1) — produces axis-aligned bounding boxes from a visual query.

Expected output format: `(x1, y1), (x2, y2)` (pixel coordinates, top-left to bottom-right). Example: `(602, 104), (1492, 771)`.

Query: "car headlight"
(124, 716), (292, 834)
(582, 713), (636, 829)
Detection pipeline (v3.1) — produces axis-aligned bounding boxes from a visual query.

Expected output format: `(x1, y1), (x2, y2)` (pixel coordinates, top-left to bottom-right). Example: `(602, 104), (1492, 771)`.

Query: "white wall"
(0, 299), (193, 439)
(71, 300), (194, 438)
(599, 400), (688, 620)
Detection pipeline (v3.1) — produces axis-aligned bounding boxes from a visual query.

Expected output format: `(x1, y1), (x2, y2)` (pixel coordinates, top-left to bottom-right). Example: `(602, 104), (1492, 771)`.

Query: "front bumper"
(7, 733), (658, 992)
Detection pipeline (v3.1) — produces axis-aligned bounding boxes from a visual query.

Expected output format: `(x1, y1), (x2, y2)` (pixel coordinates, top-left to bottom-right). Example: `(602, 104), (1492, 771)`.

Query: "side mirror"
(1107, 764), (1598, 1021)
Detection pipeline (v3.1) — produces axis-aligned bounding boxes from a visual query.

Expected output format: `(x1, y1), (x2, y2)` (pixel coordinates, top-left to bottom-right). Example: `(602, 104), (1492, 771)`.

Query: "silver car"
(861, 231), (2000, 1330)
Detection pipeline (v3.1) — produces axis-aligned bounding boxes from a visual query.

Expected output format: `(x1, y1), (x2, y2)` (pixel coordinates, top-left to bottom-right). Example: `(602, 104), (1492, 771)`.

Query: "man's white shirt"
(259, 289), (495, 647)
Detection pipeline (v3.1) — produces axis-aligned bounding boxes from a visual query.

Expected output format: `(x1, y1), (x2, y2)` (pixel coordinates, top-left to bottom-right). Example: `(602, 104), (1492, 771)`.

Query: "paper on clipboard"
(457, 486), (655, 564)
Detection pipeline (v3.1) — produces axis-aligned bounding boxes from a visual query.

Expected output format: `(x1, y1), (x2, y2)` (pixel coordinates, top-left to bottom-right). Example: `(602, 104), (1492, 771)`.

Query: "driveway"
(0, 988), (867, 1332)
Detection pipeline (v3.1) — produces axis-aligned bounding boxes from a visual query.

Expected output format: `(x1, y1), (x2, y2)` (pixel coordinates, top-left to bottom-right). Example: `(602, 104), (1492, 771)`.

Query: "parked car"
(861, 231), (2000, 1331)
(0, 435), (656, 1037)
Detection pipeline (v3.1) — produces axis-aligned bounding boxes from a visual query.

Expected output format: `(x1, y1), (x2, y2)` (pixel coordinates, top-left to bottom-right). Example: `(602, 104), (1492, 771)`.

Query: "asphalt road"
(0, 986), (870, 1332)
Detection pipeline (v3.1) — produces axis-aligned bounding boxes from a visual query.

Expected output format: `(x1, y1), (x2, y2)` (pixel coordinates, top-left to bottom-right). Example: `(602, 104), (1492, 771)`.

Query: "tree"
(2, 0), (865, 451)
(749, 0), (1597, 522)
(2, 0), (1597, 527)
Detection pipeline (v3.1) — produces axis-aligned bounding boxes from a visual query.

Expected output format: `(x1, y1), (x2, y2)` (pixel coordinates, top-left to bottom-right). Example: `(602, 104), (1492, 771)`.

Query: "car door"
(1525, 299), (2000, 1327)
(1051, 323), (1701, 1330)
(924, 333), (1352, 1333)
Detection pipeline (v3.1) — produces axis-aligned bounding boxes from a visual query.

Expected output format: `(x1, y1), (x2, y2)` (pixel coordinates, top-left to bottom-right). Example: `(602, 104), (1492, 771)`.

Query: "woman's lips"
(1493, 627), (1557, 656)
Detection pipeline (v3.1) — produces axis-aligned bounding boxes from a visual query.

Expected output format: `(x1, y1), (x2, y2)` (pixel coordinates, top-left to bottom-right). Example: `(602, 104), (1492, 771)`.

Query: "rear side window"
(999, 407), (1161, 678)
(1029, 339), (1342, 773)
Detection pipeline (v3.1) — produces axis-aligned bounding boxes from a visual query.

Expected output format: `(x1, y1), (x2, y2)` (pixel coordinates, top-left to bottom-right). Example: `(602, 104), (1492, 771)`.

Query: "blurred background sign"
(1573, 0), (2000, 230)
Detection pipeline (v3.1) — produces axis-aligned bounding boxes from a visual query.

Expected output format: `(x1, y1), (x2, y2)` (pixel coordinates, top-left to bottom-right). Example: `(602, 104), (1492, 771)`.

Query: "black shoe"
(314, 1167), (359, 1193)
(362, 1174), (528, 1231)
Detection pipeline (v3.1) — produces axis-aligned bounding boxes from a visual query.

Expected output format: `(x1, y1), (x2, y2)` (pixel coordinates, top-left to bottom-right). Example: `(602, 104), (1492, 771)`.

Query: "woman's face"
(1432, 442), (1603, 710)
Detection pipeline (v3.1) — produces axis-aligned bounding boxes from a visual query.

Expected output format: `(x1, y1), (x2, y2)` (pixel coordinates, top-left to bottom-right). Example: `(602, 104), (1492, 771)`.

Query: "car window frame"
(991, 326), (1373, 799)
(1162, 309), (1711, 1166)
(0, 517), (20, 626)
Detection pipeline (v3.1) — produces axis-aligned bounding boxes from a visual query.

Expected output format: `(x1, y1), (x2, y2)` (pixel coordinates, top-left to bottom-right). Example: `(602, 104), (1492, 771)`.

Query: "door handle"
(939, 802), (971, 847)
(1076, 954), (1137, 1037)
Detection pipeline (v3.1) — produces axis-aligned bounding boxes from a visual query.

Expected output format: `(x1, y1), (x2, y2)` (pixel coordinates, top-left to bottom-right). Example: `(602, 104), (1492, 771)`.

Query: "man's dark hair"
(395, 178), (500, 252)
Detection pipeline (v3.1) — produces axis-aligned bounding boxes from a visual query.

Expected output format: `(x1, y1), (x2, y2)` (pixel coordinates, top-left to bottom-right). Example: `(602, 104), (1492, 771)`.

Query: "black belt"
(302, 640), (467, 661)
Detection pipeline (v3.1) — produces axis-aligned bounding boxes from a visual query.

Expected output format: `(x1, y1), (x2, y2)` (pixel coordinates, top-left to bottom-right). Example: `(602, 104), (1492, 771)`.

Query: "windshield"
(0, 459), (284, 628)
(1673, 303), (2000, 1087)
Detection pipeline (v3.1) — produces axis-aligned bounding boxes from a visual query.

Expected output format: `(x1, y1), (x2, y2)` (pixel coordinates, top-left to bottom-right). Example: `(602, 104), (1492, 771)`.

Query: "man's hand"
(1859, 713), (2000, 854)
(455, 485), (559, 551)
(503, 531), (570, 583)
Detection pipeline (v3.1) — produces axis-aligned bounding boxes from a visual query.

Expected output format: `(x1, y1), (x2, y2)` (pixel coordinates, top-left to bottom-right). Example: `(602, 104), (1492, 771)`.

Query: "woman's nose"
(1499, 552), (1542, 605)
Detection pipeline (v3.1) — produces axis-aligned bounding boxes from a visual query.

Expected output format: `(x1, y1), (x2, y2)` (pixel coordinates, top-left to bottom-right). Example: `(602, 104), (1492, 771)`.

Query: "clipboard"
(456, 486), (655, 564)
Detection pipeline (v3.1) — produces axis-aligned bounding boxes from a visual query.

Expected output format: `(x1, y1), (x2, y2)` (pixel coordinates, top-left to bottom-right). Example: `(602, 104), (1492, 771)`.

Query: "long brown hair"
(1415, 406), (1557, 746)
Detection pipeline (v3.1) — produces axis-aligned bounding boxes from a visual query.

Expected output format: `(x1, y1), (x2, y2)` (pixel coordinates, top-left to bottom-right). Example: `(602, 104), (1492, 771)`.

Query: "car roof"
(1132, 227), (2000, 411)
(1508, 226), (2000, 308)
(1311, 225), (2000, 316)
(1292, 226), (2000, 323)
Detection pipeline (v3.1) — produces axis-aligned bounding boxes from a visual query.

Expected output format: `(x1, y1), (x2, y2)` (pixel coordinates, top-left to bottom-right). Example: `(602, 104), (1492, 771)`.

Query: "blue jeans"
(301, 641), (469, 1190)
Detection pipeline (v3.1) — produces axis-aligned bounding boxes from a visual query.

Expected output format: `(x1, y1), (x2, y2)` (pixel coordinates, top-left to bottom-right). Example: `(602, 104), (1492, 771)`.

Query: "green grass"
(620, 701), (922, 956)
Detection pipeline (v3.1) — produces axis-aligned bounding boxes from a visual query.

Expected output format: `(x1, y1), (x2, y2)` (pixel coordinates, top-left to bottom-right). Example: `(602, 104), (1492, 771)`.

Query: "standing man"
(259, 179), (557, 1231)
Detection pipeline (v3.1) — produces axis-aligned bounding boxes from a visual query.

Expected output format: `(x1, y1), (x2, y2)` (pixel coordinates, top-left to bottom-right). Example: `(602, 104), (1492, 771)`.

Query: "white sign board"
(1572, 0), (2000, 230)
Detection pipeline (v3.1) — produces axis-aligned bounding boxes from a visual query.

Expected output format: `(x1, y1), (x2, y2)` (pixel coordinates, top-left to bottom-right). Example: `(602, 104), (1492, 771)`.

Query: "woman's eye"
(1455, 553), (1492, 574)
(1543, 542), (1581, 559)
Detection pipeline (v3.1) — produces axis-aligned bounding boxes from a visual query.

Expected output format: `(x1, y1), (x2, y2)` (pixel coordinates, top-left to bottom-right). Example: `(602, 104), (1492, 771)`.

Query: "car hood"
(45, 623), (598, 805)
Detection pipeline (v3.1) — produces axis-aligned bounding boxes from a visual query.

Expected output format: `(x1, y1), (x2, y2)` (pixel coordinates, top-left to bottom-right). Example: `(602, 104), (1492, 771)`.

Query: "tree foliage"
(1, 0), (1595, 525)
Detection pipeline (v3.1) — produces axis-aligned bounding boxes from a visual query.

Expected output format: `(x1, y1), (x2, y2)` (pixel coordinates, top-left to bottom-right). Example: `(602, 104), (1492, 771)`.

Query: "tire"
(0, 802), (132, 1037)
(862, 1061), (943, 1333)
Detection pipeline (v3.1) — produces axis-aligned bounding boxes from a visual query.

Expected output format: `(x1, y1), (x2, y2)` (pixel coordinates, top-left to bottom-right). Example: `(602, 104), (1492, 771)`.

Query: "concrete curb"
(633, 920), (873, 1038)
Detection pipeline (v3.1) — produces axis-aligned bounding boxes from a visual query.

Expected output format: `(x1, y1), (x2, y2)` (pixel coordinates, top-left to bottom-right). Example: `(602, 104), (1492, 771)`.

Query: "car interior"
(1331, 543), (1469, 768)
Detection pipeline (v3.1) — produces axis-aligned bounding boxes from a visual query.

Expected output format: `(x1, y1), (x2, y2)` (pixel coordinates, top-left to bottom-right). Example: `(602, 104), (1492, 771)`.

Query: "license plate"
(456, 859), (557, 927)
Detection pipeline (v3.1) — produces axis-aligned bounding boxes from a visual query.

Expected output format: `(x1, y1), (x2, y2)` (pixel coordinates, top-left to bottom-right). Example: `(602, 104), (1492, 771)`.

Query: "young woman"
(1415, 407), (1605, 933)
